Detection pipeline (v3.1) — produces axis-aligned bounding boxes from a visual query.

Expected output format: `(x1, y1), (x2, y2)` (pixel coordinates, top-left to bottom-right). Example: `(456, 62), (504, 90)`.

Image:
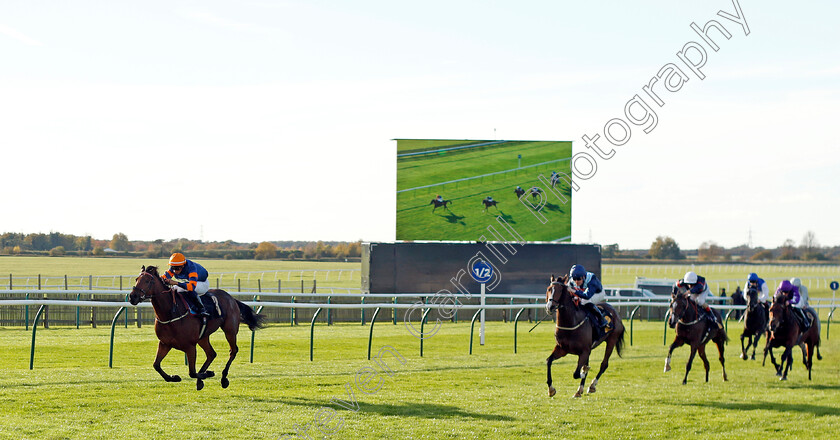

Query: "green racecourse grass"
(1, 258), (840, 438)
(1, 321), (839, 439)
(396, 141), (573, 242)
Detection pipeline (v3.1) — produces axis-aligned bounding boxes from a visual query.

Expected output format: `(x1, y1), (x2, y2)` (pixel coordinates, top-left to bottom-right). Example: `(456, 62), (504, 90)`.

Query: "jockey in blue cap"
(566, 264), (611, 334)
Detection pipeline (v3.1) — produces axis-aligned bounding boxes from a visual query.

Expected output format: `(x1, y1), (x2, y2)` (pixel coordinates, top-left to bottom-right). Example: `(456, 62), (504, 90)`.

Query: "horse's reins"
(135, 271), (193, 325)
(544, 282), (587, 331)
(672, 296), (702, 326)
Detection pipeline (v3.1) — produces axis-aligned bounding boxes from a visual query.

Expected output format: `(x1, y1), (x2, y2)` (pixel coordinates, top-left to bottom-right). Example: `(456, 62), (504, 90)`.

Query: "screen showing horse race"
(396, 139), (573, 242)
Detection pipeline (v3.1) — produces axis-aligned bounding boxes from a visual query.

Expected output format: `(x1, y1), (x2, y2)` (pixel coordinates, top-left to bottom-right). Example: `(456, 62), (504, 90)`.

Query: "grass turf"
(1, 318), (838, 439)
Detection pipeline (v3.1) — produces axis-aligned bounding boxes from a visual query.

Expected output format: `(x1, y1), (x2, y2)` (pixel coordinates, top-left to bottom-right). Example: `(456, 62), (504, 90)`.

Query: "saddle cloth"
(179, 291), (224, 318)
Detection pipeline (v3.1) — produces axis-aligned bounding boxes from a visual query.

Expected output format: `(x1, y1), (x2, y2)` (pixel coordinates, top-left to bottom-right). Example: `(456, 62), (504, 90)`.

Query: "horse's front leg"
(697, 345), (711, 383)
(197, 338), (217, 378)
(153, 342), (181, 383)
(665, 337), (685, 373)
(185, 345), (206, 390)
(682, 346), (697, 385)
(546, 345), (567, 397)
(739, 332), (748, 360)
(781, 347), (793, 380)
(574, 352), (591, 398)
(750, 331), (762, 360)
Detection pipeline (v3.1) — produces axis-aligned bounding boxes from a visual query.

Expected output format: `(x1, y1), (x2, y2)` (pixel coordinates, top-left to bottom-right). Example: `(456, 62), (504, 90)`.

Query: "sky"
(1, 0), (838, 250)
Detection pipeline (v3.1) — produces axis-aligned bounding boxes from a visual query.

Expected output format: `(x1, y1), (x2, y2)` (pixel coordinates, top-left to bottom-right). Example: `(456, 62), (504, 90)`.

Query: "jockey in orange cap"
(163, 253), (210, 317)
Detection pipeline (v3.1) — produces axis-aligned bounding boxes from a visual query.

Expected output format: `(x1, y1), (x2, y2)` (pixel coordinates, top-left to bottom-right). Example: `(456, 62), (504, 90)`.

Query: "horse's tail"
(615, 327), (625, 358)
(236, 299), (267, 331)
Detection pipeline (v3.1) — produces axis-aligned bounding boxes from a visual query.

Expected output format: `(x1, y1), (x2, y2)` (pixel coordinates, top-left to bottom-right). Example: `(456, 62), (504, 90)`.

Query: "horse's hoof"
(779, 377), (787, 381)
(664, 365), (671, 373)
(588, 386), (596, 394)
(204, 371), (215, 378)
(196, 380), (204, 391)
(169, 375), (181, 383)
(750, 355), (755, 361)
(573, 391), (582, 398)
(682, 380), (687, 385)
(740, 353), (745, 360)
(221, 377), (230, 389)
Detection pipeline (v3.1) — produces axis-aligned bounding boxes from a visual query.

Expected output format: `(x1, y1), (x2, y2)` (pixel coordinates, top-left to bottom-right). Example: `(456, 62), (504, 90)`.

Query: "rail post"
(24, 292), (30, 330)
(310, 308), (323, 361)
(29, 305), (47, 369)
(513, 308), (526, 354)
(109, 307), (126, 367)
(393, 297), (398, 325)
(361, 296), (366, 325)
(419, 308), (431, 357)
(76, 292), (81, 329)
(367, 308), (381, 360)
(828, 307), (836, 340)
(629, 306), (641, 346)
(469, 309), (483, 355)
(250, 305), (264, 363)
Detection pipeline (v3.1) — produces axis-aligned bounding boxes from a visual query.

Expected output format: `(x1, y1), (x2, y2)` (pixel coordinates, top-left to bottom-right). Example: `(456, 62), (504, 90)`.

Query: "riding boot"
(188, 290), (210, 317)
(586, 303), (609, 333)
(704, 305), (722, 330)
(794, 308), (809, 330)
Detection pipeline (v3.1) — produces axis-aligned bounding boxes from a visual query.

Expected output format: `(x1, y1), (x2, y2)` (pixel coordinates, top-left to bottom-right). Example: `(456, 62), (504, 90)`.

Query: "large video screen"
(396, 139), (573, 242)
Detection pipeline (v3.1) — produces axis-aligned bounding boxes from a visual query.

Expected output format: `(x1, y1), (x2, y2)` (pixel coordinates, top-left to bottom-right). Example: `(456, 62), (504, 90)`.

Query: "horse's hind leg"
(574, 352), (591, 398)
(751, 332), (761, 360)
(220, 327), (240, 389)
(153, 342), (181, 383)
(197, 338), (217, 377)
(589, 339), (616, 393)
(715, 338), (728, 381)
(546, 345), (567, 397)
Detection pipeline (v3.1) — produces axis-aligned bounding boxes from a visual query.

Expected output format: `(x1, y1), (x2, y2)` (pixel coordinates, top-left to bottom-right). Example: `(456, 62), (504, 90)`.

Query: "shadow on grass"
(437, 211), (465, 225)
(271, 396), (516, 421)
(686, 401), (839, 417)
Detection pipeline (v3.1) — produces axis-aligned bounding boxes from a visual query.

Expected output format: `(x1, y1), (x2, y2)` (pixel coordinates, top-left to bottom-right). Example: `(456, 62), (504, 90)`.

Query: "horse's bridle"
(670, 294), (701, 326)
(546, 282), (563, 313)
(133, 271), (163, 301)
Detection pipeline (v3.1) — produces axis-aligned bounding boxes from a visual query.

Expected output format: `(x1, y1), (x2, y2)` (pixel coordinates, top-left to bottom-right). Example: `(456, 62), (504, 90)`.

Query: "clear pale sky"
(1, 0), (837, 250)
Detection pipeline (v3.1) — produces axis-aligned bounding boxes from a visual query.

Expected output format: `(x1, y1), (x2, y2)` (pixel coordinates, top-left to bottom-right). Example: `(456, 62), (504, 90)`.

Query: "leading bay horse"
(430, 198), (452, 212)
(128, 265), (266, 390)
(762, 295), (820, 380)
(481, 198), (498, 212)
(665, 292), (728, 384)
(545, 275), (625, 398)
(739, 287), (767, 361)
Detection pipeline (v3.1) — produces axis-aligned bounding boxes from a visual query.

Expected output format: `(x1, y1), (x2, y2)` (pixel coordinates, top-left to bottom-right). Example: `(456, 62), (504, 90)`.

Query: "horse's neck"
(556, 302), (585, 325)
(151, 288), (179, 319)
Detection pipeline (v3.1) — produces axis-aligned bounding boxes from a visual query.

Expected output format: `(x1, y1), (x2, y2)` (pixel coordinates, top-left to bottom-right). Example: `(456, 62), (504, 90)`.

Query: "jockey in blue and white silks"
(743, 272), (770, 304)
(674, 271), (721, 329)
(566, 264), (610, 331)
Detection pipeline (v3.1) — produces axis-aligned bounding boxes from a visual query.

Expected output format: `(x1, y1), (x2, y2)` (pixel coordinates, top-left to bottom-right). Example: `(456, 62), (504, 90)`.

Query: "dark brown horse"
(128, 266), (266, 390)
(514, 186), (526, 198)
(430, 198), (451, 212)
(481, 198), (498, 212)
(665, 292), (728, 384)
(545, 275), (625, 398)
(762, 296), (820, 380)
(739, 287), (767, 361)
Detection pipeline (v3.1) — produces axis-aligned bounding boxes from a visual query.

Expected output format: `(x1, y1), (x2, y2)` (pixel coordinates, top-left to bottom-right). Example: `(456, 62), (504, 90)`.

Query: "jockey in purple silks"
(776, 280), (810, 330)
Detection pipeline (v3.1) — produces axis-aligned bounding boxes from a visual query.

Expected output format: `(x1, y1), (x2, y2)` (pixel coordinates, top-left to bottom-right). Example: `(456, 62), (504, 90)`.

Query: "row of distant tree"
(602, 230), (838, 261)
(0, 232), (362, 260)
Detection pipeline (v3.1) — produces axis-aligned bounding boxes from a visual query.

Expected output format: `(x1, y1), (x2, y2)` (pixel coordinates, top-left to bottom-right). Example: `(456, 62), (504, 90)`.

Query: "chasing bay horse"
(481, 198), (498, 212)
(514, 186), (526, 199)
(430, 198), (451, 212)
(545, 275), (625, 398)
(665, 292), (728, 384)
(128, 266), (266, 390)
(529, 187), (542, 201)
(739, 287), (767, 361)
(762, 295), (820, 380)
